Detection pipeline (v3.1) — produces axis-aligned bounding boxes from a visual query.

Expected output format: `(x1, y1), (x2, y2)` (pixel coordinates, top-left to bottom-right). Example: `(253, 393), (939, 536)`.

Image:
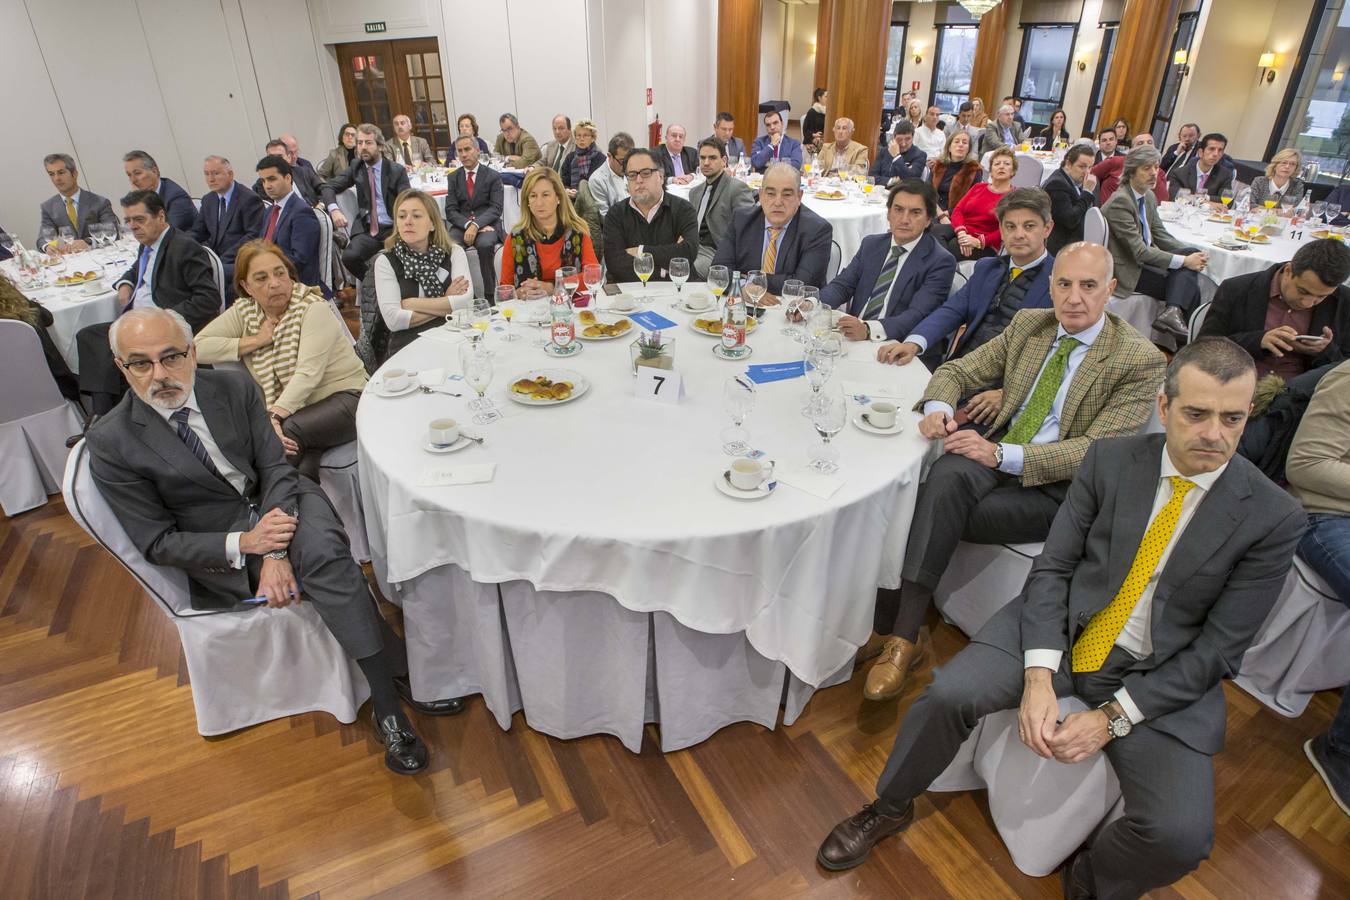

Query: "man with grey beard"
(83, 308), (468, 775)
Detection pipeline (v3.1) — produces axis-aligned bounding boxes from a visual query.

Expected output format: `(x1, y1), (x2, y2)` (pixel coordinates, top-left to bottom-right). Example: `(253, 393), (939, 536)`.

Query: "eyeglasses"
(119, 350), (191, 376)
(624, 168), (661, 182)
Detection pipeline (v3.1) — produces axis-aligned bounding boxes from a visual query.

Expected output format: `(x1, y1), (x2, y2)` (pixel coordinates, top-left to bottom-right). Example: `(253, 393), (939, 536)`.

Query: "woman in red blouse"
(498, 167), (599, 299)
(946, 147), (1017, 260)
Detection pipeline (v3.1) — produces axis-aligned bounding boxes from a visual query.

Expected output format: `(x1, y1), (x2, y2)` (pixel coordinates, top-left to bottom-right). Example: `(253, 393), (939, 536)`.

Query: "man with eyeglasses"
(601, 148), (699, 284)
(587, 131), (636, 216)
(74, 188), (220, 415)
(83, 307), (453, 776)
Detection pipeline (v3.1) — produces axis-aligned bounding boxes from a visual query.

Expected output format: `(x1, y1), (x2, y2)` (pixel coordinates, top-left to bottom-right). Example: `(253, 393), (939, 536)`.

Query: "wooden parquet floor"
(1, 498), (1347, 899)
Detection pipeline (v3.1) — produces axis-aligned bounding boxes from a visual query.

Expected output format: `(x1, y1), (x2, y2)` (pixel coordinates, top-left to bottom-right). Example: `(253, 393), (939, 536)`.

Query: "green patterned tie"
(1003, 336), (1080, 445)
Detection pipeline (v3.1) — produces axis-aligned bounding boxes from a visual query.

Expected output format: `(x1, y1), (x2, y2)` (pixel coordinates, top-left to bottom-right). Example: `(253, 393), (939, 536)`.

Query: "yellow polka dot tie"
(1071, 476), (1197, 672)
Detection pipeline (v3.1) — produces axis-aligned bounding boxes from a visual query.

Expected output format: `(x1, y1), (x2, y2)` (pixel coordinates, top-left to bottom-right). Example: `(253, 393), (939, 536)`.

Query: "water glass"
(781, 279), (805, 337)
(720, 374), (757, 456)
(808, 383), (846, 474)
(669, 257), (690, 296)
(495, 285), (518, 341)
(633, 253), (655, 303)
(708, 265), (730, 303)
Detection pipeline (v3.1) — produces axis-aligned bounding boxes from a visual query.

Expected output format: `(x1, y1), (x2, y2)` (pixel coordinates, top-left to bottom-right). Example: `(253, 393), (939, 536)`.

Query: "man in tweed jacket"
(864, 242), (1166, 702)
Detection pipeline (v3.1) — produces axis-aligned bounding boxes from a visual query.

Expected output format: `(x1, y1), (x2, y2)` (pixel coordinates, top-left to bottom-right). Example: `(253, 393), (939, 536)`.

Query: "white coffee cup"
(613, 293), (636, 312)
(684, 292), (710, 310)
(729, 457), (773, 491)
(867, 401), (897, 429)
(428, 417), (460, 448)
(384, 368), (410, 392)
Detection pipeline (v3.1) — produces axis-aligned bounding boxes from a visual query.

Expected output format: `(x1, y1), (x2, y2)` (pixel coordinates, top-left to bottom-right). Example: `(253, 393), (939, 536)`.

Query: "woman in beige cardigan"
(196, 239), (367, 481)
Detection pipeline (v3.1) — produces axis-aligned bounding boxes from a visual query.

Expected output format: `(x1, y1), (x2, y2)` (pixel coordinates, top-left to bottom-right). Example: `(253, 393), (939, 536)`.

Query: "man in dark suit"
(1161, 122), (1202, 175)
(1093, 128), (1125, 166)
(603, 148), (699, 283)
(1044, 145), (1098, 254)
(255, 155), (324, 291)
(819, 336), (1305, 900)
(279, 134), (324, 202)
(123, 150), (198, 233)
(322, 124), (411, 282)
(878, 121), (926, 183)
(86, 308), (464, 774)
(688, 137), (755, 277)
(39, 153), (118, 247)
(444, 134), (504, 295)
(1199, 239), (1350, 379)
(879, 187), (1055, 369)
(654, 123), (698, 184)
(819, 179), (955, 343)
(710, 112), (746, 162)
(750, 109), (803, 172)
(1167, 133), (1235, 202)
(253, 139), (322, 207)
(75, 190), (221, 415)
(190, 156), (264, 297)
(711, 162), (832, 298)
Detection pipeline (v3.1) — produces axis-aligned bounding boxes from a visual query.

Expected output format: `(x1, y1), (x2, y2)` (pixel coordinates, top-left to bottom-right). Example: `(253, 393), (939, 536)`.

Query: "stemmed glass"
(633, 252), (654, 303)
(582, 262), (603, 306)
(669, 257), (690, 306)
(792, 287), (820, 343)
(37, 227), (57, 255)
(742, 270), (767, 319)
(555, 266), (580, 306)
(495, 285), (518, 341)
(808, 383), (846, 474)
(781, 279), (805, 337)
(471, 295), (494, 354)
(459, 341), (500, 423)
(57, 226), (75, 254)
(802, 335), (839, 416)
(1311, 201), (1326, 225)
(708, 265), (730, 310)
(720, 374), (757, 456)
(1327, 203), (1343, 226)
(1219, 188), (1234, 209)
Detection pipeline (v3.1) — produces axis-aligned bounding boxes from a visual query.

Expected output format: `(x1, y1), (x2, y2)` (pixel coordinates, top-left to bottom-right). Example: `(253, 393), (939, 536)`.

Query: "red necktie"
(367, 164), (380, 236)
(466, 169), (475, 200)
(264, 204), (281, 241)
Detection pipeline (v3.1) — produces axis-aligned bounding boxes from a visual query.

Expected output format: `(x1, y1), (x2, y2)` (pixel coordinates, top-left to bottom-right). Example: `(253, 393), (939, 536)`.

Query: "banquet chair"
(318, 441), (371, 563)
(1082, 207), (1108, 245)
(311, 209), (354, 343)
(62, 440), (371, 736)
(1189, 301), (1213, 343)
(463, 246), (485, 299)
(827, 240), (842, 281)
(204, 246), (226, 311)
(1011, 154), (1043, 189)
(0, 320), (83, 516)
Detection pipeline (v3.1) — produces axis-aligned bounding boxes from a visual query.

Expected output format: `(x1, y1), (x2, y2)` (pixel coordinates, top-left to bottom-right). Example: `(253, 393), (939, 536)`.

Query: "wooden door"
(337, 38), (452, 162)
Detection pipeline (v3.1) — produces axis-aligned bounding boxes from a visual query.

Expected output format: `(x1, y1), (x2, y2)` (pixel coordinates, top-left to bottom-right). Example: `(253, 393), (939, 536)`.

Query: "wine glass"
(669, 257), (690, 299)
(555, 265), (580, 305)
(1219, 188), (1234, 209)
(460, 343), (500, 424)
(57, 226), (75, 254)
(633, 252), (654, 303)
(720, 374), (757, 456)
(37, 227), (57, 255)
(742, 270), (767, 318)
(495, 285), (518, 341)
(708, 265), (730, 307)
(582, 262), (603, 305)
(808, 383), (846, 474)
(1280, 193), (1298, 219)
(1311, 201), (1326, 225)
(802, 335), (839, 416)
(471, 295), (494, 353)
(781, 279), (805, 337)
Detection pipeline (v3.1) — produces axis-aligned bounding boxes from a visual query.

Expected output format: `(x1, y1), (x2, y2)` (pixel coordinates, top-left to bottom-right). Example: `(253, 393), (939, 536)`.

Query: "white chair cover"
(1106, 293), (1163, 341)
(62, 441), (370, 736)
(956, 258), (978, 279)
(1189, 300), (1213, 342)
(934, 541), (1040, 636)
(0, 321), (82, 516)
(314, 207), (334, 293)
(463, 245), (485, 299)
(204, 246), (226, 311)
(1082, 206), (1108, 245)
(319, 440), (370, 563)
(1011, 154), (1044, 189)
(827, 240), (842, 281)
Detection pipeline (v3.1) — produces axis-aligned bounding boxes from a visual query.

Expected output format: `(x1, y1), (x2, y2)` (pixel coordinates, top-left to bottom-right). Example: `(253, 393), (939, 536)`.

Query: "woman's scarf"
(512, 224), (583, 284)
(392, 238), (450, 299)
(235, 283), (325, 407)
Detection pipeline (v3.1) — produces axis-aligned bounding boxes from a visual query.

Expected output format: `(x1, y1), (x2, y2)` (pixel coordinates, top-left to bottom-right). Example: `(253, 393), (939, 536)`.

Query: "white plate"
(53, 275), (102, 289)
(506, 368), (590, 406)
(714, 470), (776, 500)
(369, 379), (420, 398)
(812, 192), (848, 201)
(677, 299), (717, 315)
(575, 315), (636, 340)
(423, 435), (474, 454)
(852, 412), (904, 435)
(687, 317), (760, 338)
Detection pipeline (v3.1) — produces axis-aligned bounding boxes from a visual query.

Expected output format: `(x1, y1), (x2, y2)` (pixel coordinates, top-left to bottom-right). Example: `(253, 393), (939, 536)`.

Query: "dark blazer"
(84, 369), (302, 610)
(157, 177), (198, 234)
(707, 135), (746, 161)
(909, 254), (1054, 354)
(820, 231), (956, 341)
(39, 190), (118, 241)
(254, 163), (322, 207)
(320, 158), (411, 235)
(710, 205), (833, 293)
(602, 194), (700, 283)
(1199, 263), (1350, 369)
(1167, 158), (1235, 201)
(191, 183), (265, 266)
(887, 146), (928, 182)
(654, 144), (698, 180)
(1042, 167), (1098, 254)
(1161, 141), (1197, 175)
(750, 134), (804, 172)
(111, 227), (220, 332)
(975, 434), (1305, 754)
(261, 192), (323, 289)
(443, 165), (503, 231)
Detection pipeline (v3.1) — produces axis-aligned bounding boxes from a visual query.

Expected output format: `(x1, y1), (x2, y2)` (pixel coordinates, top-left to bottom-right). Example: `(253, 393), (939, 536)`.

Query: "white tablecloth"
(3, 251), (129, 373)
(357, 281), (934, 748)
(1162, 215), (1324, 284)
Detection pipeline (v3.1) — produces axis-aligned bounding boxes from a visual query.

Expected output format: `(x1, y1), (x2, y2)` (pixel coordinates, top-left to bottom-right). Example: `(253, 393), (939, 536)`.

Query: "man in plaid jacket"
(864, 242), (1166, 702)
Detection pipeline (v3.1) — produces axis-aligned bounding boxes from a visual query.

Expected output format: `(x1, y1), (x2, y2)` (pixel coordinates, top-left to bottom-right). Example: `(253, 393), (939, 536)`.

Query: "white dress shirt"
(1024, 449), (1228, 723)
(588, 162), (629, 215)
(154, 390), (249, 567)
(862, 234), (926, 342)
(121, 228), (170, 310)
(914, 125), (948, 160)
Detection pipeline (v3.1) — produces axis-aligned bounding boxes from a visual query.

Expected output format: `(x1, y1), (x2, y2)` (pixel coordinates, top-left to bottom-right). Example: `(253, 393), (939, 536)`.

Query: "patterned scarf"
(512, 225), (584, 284)
(392, 238), (450, 299)
(234, 284), (325, 407)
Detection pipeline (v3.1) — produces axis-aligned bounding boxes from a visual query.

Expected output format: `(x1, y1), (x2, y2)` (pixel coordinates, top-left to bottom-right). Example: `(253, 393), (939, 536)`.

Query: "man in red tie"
(445, 134), (504, 295)
(255, 155), (324, 292)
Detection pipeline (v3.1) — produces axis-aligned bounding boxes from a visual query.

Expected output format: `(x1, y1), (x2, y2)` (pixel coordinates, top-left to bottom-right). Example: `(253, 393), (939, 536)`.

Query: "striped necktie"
(1003, 337), (1080, 444)
(763, 226), (782, 274)
(1072, 477), (1197, 671)
(65, 196), (78, 230)
(170, 407), (227, 483)
(1137, 196), (1151, 246)
(859, 245), (905, 319)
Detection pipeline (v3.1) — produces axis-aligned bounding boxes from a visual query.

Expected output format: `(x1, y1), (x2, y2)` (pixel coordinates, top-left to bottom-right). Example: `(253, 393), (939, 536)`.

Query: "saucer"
(852, 412), (904, 435)
(712, 343), (753, 361)
(715, 470), (776, 500)
(371, 380), (420, 398)
(543, 341), (583, 357)
(423, 435), (473, 454)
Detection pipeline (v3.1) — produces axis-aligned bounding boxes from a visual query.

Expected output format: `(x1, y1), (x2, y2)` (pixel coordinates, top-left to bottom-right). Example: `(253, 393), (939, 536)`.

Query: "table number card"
(627, 310), (678, 331)
(635, 368), (685, 404)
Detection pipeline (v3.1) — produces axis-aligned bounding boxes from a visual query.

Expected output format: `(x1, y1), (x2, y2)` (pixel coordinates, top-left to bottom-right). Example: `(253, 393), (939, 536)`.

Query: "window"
(1149, 12), (1200, 145)
(1014, 25), (1077, 126)
(882, 22), (910, 113)
(931, 25), (979, 114)
(1085, 24), (1119, 136)
(1270, 0), (1350, 187)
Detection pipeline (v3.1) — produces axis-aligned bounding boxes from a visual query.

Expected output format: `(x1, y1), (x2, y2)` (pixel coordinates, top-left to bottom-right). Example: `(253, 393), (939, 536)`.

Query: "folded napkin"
(775, 462), (844, 499)
(417, 327), (467, 348)
(418, 464), (496, 487)
(417, 368), (445, 386)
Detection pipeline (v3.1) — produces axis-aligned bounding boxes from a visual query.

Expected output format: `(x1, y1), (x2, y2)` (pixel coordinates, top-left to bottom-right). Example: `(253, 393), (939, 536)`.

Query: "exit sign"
(364, 21), (386, 33)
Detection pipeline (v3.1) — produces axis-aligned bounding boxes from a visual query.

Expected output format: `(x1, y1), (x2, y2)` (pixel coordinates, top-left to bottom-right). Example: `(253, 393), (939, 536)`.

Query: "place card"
(627, 310), (678, 331)
(635, 368), (685, 403)
(745, 362), (809, 384)
(418, 464), (496, 487)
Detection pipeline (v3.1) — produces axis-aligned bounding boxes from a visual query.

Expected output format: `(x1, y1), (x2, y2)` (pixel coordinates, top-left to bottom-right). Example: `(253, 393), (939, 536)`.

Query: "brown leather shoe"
(855, 632), (890, 664)
(863, 632), (928, 701)
(817, 801), (914, 870)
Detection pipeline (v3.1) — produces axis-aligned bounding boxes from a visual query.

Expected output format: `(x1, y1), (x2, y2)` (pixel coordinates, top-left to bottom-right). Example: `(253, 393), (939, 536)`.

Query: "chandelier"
(959, 0), (1004, 16)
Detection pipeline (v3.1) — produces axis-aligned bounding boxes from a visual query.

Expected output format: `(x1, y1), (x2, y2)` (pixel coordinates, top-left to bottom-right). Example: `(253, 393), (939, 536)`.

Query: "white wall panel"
(309, 0), (440, 43)
(507, 0), (592, 134)
(238, 0), (337, 164)
(760, 0), (787, 107)
(586, 0), (648, 142)
(649, 0), (716, 140)
(441, 0), (520, 137)
(781, 3), (817, 125)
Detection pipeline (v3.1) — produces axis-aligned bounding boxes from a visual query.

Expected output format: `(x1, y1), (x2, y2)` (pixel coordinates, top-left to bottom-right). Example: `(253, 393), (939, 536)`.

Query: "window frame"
(929, 24), (980, 115)
(1085, 22), (1120, 137)
(1011, 22), (1080, 128)
(1148, 11), (1201, 146)
(1265, 0), (1342, 174)
(881, 19), (911, 116)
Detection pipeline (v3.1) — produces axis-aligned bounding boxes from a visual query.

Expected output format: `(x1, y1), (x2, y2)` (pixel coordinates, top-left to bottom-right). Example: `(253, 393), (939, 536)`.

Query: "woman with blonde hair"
(370, 189), (473, 358)
(1250, 148), (1305, 207)
(926, 129), (984, 224)
(195, 240), (368, 481)
(969, 97), (990, 129)
(906, 100), (923, 128)
(499, 167), (599, 299)
(560, 119), (606, 193)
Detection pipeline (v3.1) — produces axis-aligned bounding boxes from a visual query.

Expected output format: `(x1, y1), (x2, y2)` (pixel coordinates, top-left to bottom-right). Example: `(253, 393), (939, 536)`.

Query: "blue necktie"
(132, 245), (151, 296)
(171, 407), (229, 484)
(1137, 196), (1152, 246)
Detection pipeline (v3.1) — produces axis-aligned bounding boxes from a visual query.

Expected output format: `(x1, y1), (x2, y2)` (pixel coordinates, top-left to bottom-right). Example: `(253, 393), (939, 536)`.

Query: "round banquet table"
(2, 249), (133, 373)
(1161, 213), (1346, 285)
(337, 165), (525, 239)
(356, 281), (935, 751)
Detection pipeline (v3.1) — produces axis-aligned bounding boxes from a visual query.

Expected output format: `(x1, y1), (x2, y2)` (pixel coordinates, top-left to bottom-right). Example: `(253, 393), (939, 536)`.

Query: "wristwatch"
(266, 549), (288, 561)
(1099, 699), (1131, 738)
(994, 443), (1005, 467)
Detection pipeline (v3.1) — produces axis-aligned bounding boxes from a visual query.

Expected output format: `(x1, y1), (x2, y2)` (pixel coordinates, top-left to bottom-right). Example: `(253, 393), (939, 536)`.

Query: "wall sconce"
(1075, 53), (1089, 73)
(1173, 49), (1190, 78)
(912, 44), (924, 65)
(1335, 69), (1345, 82)
(1258, 52), (1278, 84)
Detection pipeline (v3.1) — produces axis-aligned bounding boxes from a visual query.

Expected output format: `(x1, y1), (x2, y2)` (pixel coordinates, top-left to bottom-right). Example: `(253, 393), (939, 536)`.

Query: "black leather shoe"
(1151, 305), (1189, 339)
(393, 674), (467, 716)
(1060, 847), (1096, 900)
(372, 710), (428, 774)
(816, 801), (914, 871)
